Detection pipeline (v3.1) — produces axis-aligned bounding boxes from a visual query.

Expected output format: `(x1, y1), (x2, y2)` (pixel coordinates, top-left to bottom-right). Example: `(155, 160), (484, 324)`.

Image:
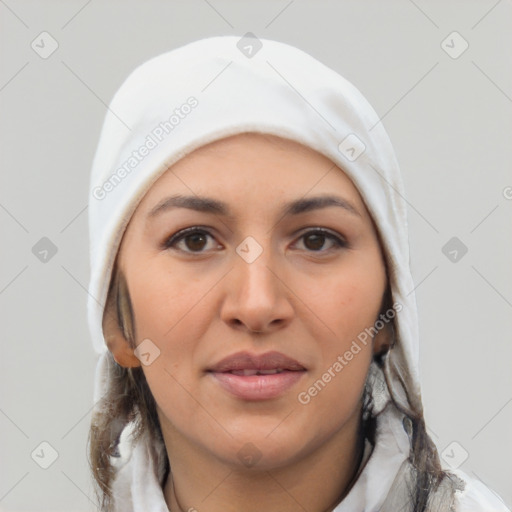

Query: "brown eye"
(164, 228), (217, 253)
(183, 232), (208, 251)
(296, 229), (347, 253)
(303, 233), (326, 251)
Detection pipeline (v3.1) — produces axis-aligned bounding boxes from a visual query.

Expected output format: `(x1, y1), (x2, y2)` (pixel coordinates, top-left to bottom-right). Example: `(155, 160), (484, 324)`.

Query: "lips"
(229, 368), (285, 376)
(207, 351), (306, 401)
(207, 350), (306, 373)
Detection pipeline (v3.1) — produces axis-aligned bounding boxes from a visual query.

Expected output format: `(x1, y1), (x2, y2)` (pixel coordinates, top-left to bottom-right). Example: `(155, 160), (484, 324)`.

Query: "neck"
(161, 411), (366, 512)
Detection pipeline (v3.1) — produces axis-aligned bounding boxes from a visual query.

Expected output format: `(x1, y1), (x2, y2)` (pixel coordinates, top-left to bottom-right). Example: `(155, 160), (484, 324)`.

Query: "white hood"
(87, 35), (509, 512)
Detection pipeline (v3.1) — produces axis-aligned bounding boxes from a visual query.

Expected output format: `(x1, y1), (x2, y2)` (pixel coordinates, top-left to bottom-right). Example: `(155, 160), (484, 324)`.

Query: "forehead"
(197, 132), (307, 151)
(143, 132), (362, 201)
(192, 132), (328, 162)
(140, 134), (366, 221)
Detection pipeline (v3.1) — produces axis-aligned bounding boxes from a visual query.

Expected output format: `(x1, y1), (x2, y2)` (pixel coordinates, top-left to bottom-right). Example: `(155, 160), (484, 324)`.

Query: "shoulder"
(449, 469), (510, 512)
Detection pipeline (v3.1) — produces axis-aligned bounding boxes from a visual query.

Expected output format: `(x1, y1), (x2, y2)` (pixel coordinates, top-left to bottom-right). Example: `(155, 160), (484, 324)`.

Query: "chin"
(212, 420), (313, 471)
(219, 436), (309, 473)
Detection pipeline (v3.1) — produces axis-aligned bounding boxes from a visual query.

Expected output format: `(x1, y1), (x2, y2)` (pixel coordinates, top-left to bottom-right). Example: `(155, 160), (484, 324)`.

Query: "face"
(110, 132), (390, 471)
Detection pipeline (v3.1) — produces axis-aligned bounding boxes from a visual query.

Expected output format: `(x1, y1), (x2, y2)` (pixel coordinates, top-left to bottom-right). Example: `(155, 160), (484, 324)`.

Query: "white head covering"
(87, 35), (508, 512)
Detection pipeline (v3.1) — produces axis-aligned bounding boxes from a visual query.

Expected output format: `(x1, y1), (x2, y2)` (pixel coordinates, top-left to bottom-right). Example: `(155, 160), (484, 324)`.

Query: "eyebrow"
(148, 193), (362, 220)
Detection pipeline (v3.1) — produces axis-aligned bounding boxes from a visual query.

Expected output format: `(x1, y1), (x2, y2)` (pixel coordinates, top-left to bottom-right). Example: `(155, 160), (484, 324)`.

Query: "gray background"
(1, 1), (511, 510)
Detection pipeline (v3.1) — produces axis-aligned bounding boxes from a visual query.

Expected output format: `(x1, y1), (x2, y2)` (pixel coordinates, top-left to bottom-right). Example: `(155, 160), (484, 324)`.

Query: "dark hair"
(88, 264), (170, 512)
(88, 261), (460, 512)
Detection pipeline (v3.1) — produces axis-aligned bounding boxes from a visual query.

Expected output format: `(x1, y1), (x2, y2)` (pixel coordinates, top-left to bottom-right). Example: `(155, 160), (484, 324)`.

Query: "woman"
(87, 35), (508, 511)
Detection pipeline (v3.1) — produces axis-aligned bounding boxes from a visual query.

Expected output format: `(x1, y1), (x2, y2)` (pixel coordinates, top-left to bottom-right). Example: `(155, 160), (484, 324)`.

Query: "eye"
(294, 228), (348, 253)
(163, 226), (348, 255)
(163, 227), (219, 254)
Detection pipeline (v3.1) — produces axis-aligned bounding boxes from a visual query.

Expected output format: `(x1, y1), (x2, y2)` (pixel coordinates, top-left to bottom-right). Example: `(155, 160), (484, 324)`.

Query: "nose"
(220, 240), (294, 335)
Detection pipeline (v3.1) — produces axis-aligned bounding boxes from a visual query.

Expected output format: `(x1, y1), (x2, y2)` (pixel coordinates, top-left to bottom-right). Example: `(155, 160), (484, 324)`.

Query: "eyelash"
(162, 226), (348, 255)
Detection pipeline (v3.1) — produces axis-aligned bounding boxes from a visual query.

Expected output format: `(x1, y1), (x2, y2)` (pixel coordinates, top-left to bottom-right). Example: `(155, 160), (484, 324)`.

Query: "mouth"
(206, 351), (307, 401)
(227, 368), (288, 376)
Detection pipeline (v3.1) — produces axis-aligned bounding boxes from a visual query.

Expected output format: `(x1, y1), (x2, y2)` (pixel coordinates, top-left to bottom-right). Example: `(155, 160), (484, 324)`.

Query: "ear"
(102, 296), (141, 368)
(372, 285), (395, 357)
(372, 320), (394, 357)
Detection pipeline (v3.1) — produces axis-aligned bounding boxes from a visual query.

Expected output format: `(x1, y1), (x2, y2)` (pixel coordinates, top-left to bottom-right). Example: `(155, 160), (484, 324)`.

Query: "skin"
(105, 132), (392, 512)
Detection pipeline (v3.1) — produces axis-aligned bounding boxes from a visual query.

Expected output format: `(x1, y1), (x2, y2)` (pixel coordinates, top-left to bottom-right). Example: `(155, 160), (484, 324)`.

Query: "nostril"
(230, 319), (250, 331)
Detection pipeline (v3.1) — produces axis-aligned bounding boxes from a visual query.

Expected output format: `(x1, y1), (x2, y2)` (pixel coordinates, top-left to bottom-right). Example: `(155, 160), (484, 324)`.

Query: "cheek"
(308, 256), (385, 347)
(294, 251), (385, 404)
(126, 259), (219, 410)
(128, 257), (212, 343)
(292, 276), (376, 443)
(130, 261), (214, 429)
